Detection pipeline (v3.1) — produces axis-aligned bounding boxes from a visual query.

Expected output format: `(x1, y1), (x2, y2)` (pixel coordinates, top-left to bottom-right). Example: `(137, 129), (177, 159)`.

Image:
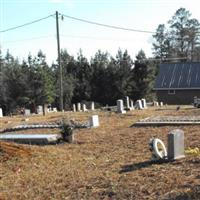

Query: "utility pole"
(56, 11), (63, 111)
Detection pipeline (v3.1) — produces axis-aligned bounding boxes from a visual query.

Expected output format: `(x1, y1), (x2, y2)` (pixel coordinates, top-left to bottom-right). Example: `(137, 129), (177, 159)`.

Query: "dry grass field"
(0, 106), (200, 200)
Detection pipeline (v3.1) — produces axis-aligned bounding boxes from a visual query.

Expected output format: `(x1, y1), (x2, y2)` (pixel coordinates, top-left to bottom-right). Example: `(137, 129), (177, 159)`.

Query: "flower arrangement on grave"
(60, 119), (74, 142)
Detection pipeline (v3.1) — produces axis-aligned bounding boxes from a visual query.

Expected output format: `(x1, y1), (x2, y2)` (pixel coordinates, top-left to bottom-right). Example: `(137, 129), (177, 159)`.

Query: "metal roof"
(154, 62), (200, 90)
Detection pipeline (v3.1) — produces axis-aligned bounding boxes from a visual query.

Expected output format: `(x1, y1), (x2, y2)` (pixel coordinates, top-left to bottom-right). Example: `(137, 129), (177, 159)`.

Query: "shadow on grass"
(119, 160), (170, 173)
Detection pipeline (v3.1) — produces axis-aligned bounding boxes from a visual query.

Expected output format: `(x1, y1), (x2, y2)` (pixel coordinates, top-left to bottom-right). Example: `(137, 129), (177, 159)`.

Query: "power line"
(0, 14), (55, 33)
(61, 13), (155, 34)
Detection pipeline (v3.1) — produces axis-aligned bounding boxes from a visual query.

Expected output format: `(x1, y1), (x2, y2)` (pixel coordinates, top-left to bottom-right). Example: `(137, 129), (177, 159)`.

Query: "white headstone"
(117, 99), (126, 114)
(37, 105), (43, 114)
(91, 102), (95, 111)
(130, 100), (135, 110)
(135, 100), (143, 110)
(82, 104), (87, 112)
(141, 98), (147, 109)
(53, 107), (57, 112)
(125, 96), (130, 109)
(0, 108), (3, 117)
(73, 104), (76, 112)
(89, 115), (99, 127)
(153, 101), (159, 106)
(24, 109), (31, 116)
(77, 103), (81, 112)
(168, 129), (185, 160)
(196, 99), (200, 108)
(194, 96), (197, 107)
(160, 102), (163, 107)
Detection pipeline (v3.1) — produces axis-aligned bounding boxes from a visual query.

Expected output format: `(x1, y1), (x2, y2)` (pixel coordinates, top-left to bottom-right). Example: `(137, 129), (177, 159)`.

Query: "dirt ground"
(0, 106), (200, 200)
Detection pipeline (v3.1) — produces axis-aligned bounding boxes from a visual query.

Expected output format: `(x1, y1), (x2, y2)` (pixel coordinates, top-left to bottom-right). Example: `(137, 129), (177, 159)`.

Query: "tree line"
(0, 48), (156, 114)
(0, 7), (200, 114)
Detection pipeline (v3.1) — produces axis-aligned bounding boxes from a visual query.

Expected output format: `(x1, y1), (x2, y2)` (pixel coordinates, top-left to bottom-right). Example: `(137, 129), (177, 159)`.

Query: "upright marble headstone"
(52, 107), (57, 112)
(77, 103), (81, 112)
(89, 115), (99, 127)
(141, 98), (147, 109)
(91, 102), (95, 111)
(153, 101), (159, 106)
(0, 108), (3, 117)
(117, 99), (126, 114)
(73, 104), (76, 112)
(168, 129), (185, 160)
(196, 98), (200, 108)
(130, 100), (135, 110)
(82, 104), (87, 112)
(135, 100), (143, 110)
(194, 96), (198, 107)
(37, 105), (43, 114)
(160, 102), (163, 107)
(24, 109), (31, 116)
(125, 96), (130, 109)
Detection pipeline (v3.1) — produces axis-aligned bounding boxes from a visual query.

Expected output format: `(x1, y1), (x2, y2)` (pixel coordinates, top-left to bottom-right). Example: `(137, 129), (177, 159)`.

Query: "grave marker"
(194, 96), (198, 107)
(117, 100), (126, 114)
(73, 104), (76, 112)
(37, 105), (43, 114)
(168, 129), (185, 160)
(125, 96), (130, 109)
(82, 104), (87, 112)
(91, 102), (95, 111)
(0, 108), (3, 117)
(24, 109), (31, 116)
(141, 98), (147, 109)
(77, 103), (81, 112)
(135, 100), (143, 110)
(89, 115), (99, 127)
(153, 101), (159, 106)
(53, 107), (57, 112)
(130, 100), (135, 110)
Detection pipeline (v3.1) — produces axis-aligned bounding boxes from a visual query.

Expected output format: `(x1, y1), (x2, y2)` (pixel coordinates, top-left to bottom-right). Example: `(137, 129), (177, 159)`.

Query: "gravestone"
(160, 102), (163, 107)
(73, 104), (76, 112)
(53, 107), (57, 112)
(89, 115), (99, 127)
(91, 102), (95, 111)
(135, 100), (143, 110)
(125, 96), (130, 110)
(77, 103), (81, 112)
(24, 109), (31, 116)
(82, 104), (87, 112)
(168, 129), (185, 160)
(37, 105), (43, 114)
(130, 100), (135, 110)
(194, 96), (198, 107)
(117, 100), (126, 114)
(141, 98), (147, 109)
(196, 98), (200, 108)
(153, 101), (159, 106)
(0, 108), (3, 117)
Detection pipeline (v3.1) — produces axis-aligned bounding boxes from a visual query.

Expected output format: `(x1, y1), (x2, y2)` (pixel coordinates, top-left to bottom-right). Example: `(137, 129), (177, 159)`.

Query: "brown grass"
(0, 106), (200, 200)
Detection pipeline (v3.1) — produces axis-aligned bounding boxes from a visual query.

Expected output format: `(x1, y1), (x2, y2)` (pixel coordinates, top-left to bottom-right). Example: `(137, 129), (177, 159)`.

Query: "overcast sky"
(1, 0), (200, 64)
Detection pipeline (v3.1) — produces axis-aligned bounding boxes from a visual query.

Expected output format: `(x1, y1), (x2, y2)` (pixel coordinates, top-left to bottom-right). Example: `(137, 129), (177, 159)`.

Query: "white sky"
(0, 0), (200, 64)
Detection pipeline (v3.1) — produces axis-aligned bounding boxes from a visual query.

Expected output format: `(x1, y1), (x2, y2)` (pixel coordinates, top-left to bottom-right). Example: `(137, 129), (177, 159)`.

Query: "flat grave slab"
(132, 116), (200, 126)
(0, 134), (60, 145)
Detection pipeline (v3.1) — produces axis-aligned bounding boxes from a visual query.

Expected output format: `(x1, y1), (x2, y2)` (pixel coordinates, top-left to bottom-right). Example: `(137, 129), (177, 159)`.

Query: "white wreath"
(152, 138), (167, 159)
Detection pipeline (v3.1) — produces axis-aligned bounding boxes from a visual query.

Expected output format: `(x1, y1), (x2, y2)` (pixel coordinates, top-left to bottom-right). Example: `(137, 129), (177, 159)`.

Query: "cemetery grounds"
(0, 106), (200, 200)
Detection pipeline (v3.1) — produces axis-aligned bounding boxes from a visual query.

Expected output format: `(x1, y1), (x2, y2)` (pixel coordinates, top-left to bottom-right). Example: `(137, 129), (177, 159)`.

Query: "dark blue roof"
(154, 62), (200, 90)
